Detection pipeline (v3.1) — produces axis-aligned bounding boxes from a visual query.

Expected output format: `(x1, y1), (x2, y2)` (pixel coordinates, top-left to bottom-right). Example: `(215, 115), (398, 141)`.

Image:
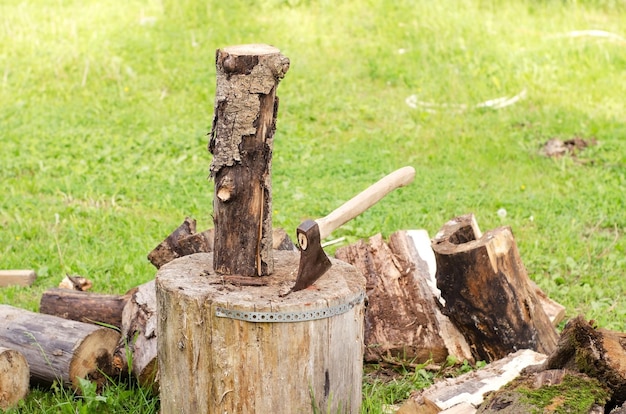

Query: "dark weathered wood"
(335, 231), (472, 363)
(156, 251), (365, 414)
(432, 214), (559, 362)
(0, 304), (119, 391)
(39, 288), (131, 329)
(147, 217), (197, 268)
(209, 44), (289, 277)
(0, 346), (29, 409)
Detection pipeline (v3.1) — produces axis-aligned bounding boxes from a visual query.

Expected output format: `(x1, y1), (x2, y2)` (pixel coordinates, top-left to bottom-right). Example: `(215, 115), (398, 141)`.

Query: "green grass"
(1, 0), (625, 411)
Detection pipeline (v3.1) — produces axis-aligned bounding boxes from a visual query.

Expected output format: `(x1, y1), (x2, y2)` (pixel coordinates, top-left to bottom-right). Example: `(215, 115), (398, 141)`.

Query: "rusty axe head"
(291, 220), (331, 292)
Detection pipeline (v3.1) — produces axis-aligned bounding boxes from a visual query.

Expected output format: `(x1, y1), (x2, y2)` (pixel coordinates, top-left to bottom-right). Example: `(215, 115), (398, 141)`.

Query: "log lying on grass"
(0, 304), (119, 391)
(39, 288), (133, 329)
(432, 214), (559, 362)
(335, 230), (473, 363)
(0, 346), (30, 410)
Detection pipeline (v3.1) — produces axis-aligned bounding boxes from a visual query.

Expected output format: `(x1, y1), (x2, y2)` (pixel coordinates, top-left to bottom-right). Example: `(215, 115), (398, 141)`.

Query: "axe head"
(291, 220), (332, 292)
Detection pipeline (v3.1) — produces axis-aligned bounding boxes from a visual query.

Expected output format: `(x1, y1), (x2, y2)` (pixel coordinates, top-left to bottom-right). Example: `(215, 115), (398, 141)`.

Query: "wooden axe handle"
(316, 166), (416, 240)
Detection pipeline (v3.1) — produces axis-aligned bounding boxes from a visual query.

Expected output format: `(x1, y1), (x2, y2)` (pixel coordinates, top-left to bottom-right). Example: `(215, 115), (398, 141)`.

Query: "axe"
(291, 166), (416, 292)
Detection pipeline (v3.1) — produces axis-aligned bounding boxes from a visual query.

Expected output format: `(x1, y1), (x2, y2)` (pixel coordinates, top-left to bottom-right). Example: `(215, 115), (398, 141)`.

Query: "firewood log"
(432, 214), (559, 362)
(0, 346), (29, 409)
(39, 288), (132, 329)
(0, 305), (119, 391)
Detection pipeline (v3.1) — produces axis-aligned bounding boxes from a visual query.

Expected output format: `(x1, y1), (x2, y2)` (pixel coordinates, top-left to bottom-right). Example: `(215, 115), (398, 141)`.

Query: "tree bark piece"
(114, 280), (158, 390)
(336, 231), (472, 363)
(209, 44), (289, 277)
(432, 214), (559, 362)
(148, 217), (197, 268)
(39, 288), (132, 329)
(156, 251), (365, 414)
(0, 346), (29, 410)
(397, 349), (547, 414)
(0, 305), (119, 391)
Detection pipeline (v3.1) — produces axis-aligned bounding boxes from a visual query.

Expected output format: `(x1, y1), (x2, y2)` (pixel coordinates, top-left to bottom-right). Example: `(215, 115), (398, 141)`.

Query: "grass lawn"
(1, 0), (625, 412)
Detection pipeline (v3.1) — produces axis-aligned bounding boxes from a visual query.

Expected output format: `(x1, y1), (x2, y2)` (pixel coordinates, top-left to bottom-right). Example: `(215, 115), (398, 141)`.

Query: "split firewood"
(148, 217), (197, 268)
(432, 214), (559, 362)
(335, 230), (473, 363)
(39, 288), (133, 329)
(0, 270), (36, 287)
(397, 349), (547, 414)
(0, 346), (30, 409)
(148, 218), (296, 269)
(58, 274), (93, 291)
(113, 280), (158, 390)
(523, 315), (626, 410)
(0, 304), (119, 391)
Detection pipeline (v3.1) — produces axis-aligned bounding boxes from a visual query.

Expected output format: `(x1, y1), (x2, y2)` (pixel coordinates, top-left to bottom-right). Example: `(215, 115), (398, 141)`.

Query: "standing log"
(0, 346), (29, 409)
(156, 251), (365, 414)
(0, 304), (119, 390)
(432, 214), (559, 362)
(39, 288), (132, 329)
(208, 44), (290, 277)
(335, 231), (472, 363)
(114, 280), (158, 389)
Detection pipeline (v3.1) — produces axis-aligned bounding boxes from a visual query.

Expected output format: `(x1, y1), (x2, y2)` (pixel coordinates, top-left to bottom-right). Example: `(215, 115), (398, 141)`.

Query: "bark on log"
(156, 251), (365, 414)
(525, 316), (626, 409)
(0, 346), (30, 409)
(432, 214), (559, 362)
(39, 288), (132, 329)
(148, 217), (197, 268)
(113, 280), (158, 390)
(335, 231), (472, 363)
(209, 44), (289, 277)
(0, 305), (119, 390)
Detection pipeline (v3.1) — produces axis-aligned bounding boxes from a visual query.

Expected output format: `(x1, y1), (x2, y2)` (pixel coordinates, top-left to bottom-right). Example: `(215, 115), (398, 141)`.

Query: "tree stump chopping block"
(0, 304), (119, 391)
(209, 44), (290, 277)
(156, 251), (366, 414)
(431, 214), (558, 362)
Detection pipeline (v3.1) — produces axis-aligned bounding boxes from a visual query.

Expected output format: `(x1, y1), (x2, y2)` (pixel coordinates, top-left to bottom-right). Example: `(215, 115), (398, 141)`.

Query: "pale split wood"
(156, 251), (365, 414)
(0, 346), (29, 409)
(0, 304), (119, 391)
(397, 349), (547, 414)
(0, 270), (36, 287)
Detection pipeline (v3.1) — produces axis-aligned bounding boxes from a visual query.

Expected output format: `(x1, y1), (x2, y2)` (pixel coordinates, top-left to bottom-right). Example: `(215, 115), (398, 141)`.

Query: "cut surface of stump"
(156, 251), (365, 414)
(0, 304), (119, 390)
(0, 346), (29, 409)
(432, 214), (558, 362)
(209, 44), (290, 277)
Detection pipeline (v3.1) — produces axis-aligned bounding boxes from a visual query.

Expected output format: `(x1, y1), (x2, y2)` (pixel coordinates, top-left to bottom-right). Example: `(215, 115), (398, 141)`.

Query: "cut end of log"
(0, 347), (29, 410)
(69, 328), (120, 391)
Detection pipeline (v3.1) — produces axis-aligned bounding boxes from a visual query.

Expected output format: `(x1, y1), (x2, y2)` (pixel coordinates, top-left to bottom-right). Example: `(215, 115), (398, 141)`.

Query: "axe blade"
(291, 220), (332, 292)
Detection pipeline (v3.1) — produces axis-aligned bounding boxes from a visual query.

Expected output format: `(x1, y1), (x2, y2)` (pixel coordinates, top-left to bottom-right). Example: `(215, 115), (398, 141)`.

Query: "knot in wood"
(216, 175), (235, 202)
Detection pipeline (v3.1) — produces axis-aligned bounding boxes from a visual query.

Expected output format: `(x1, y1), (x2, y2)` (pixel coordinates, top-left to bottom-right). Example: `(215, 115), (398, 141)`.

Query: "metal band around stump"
(215, 292), (365, 323)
